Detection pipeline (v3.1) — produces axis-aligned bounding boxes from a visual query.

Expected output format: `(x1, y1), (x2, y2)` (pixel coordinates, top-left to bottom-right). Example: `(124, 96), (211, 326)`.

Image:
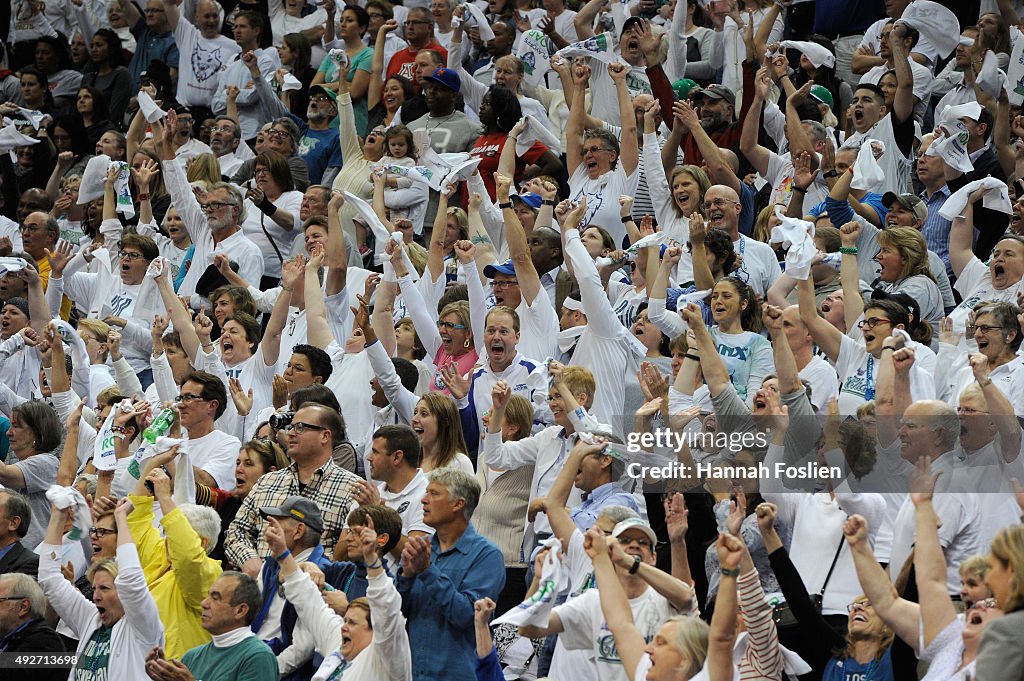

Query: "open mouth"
(993, 264), (1006, 279)
(753, 393), (767, 410)
(92, 541), (101, 553)
(863, 332), (876, 345)
(490, 341), (505, 356)
(236, 476), (245, 487)
(708, 209), (725, 224)
(976, 337), (990, 351)
(412, 425), (424, 436)
(712, 305), (727, 316)
(851, 613), (869, 623)
(968, 611), (984, 625)
(853, 109), (865, 125)
(675, 191), (690, 206)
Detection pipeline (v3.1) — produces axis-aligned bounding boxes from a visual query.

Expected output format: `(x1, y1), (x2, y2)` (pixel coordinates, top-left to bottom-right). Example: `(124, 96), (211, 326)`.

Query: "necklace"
(425, 112), (456, 132)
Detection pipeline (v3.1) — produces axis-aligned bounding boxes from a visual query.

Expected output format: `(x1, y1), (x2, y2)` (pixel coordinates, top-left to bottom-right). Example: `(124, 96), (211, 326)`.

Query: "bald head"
(902, 400), (960, 455)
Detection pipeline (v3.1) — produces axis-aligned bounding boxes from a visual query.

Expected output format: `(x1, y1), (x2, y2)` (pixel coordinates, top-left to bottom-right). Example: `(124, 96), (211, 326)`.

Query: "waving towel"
(556, 32), (617, 64)
(46, 486), (92, 540)
(515, 114), (562, 156)
(897, 0), (960, 58)
(769, 205), (817, 280)
(0, 125), (40, 153)
(850, 139), (886, 192)
(938, 177), (1012, 221)
(137, 90), (166, 123)
(780, 40), (835, 68)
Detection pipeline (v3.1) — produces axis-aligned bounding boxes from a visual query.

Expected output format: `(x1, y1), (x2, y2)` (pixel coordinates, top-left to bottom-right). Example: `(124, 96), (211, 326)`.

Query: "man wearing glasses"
(0, 573), (65, 671)
(386, 8), (448, 87)
(175, 371), (242, 491)
(226, 404), (361, 578)
(207, 116), (245, 178)
(160, 108), (265, 299)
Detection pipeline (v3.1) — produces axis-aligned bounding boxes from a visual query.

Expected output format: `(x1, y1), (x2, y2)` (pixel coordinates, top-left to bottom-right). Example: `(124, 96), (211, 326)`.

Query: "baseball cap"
(423, 67), (461, 93)
(483, 259), (517, 279)
(511, 193), (542, 209)
(692, 83), (736, 106)
(809, 84), (833, 109)
(672, 78), (699, 101)
(259, 496), (325, 533)
(881, 192), (928, 224)
(621, 16), (644, 35)
(309, 84), (338, 102)
(612, 518), (658, 547)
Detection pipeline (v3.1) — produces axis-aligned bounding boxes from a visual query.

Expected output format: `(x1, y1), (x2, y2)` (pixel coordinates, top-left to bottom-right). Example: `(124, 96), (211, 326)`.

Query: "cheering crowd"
(1, 0), (1024, 679)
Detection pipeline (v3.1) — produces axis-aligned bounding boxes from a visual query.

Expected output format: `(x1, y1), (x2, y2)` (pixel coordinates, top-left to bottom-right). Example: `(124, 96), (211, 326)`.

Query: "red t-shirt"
(385, 42), (449, 89)
(468, 131), (549, 201)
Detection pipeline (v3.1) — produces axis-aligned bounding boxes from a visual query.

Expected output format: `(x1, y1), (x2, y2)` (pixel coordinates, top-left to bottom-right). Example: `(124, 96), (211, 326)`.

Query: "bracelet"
(793, 185), (807, 194)
(281, 285), (294, 292)
(621, 215), (634, 223)
(275, 548), (291, 562)
(720, 567), (740, 577)
(629, 555), (642, 575)
(979, 377), (993, 389)
(137, 193), (150, 201)
(542, 199), (556, 206)
(367, 559), (383, 570)
(684, 353), (701, 361)
(498, 202), (513, 209)
(839, 246), (858, 255)
(956, 214), (967, 220)
(881, 345), (895, 352)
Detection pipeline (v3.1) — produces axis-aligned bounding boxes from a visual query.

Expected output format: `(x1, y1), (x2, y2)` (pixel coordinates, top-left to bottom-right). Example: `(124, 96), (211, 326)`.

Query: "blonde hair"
(78, 319), (111, 361)
(753, 203), (785, 245)
(560, 366), (596, 409)
(667, 615), (710, 678)
(405, 242), (427, 276)
(960, 554), (992, 581)
(185, 153), (222, 185)
(503, 394), (533, 441)
(990, 525), (1024, 612)
(877, 227), (935, 282)
(669, 166), (711, 218)
(87, 558), (118, 583)
(843, 595), (894, 660)
(438, 300), (473, 348)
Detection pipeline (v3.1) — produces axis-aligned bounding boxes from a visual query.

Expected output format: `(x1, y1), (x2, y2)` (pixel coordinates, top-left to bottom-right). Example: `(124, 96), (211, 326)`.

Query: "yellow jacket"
(128, 495), (222, 659)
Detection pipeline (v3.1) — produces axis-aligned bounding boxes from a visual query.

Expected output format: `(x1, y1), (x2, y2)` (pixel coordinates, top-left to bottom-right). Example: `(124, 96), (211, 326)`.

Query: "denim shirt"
(396, 523), (505, 681)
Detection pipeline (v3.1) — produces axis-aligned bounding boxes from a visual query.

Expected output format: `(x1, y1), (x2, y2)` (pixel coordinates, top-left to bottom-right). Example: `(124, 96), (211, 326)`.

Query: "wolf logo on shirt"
(192, 44), (224, 82)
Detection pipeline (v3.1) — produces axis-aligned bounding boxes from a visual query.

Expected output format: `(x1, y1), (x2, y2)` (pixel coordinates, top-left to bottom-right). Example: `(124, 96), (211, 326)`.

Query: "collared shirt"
(920, 184), (953, 275)
(128, 20), (179, 90)
(570, 482), (640, 531)
(540, 265), (562, 310)
(223, 459), (360, 567)
(396, 524), (505, 681)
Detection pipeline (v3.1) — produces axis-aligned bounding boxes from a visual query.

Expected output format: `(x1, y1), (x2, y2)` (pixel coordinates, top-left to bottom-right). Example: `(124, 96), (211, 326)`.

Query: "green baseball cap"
(809, 84), (833, 109)
(672, 78), (699, 101)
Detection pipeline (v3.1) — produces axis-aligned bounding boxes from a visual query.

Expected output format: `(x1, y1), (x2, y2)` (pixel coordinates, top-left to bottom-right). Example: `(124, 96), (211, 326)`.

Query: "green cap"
(309, 84), (338, 102)
(809, 84), (833, 109)
(672, 78), (699, 101)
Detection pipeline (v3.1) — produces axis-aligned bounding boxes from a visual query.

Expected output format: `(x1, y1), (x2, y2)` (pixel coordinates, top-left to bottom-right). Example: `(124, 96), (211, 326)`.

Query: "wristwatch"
(720, 567), (740, 577)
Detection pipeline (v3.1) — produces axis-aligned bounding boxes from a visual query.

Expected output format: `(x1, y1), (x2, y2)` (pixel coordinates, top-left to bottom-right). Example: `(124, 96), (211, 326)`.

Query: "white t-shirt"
(844, 113), (914, 196)
(860, 58), (936, 120)
(766, 151), (829, 212)
(555, 587), (681, 681)
(378, 469), (433, 539)
(949, 256), (1024, 336)
(859, 15), (939, 66)
(517, 293), (560, 364)
(569, 163), (640, 248)
(733, 234), (782, 297)
(240, 191), (304, 279)
(800, 354), (840, 412)
(184, 428), (242, 490)
(834, 334), (936, 414)
(173, 19), (241, 107)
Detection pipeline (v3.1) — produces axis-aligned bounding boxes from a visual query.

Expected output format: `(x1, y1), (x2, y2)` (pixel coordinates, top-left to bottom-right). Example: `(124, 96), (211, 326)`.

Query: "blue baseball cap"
(423, 67), (461, 93)
(511, 192), (542, 209)
(483, 259), (517, 279)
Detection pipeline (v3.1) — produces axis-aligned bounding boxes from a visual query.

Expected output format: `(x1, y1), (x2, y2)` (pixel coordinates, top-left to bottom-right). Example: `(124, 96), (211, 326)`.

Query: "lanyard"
(864, 355), (875, 401)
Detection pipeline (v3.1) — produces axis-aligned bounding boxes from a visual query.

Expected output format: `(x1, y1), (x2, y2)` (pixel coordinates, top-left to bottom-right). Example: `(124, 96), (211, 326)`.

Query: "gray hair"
(179, 504), (223, 555)
(802, 120), (827, 143)
(271, 117), (301, 152)
(428, 468), (481, 521)
(597, 505), (640, 526)
(0, 573), (46, 619)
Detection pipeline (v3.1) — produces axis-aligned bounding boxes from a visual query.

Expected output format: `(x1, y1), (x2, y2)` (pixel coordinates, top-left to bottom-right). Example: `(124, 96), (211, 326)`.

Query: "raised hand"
(716, 531), (744, 570)
(664, 493), (688, 543)
(754, 502), (777, 536)
(491, 380), (512, 411)
(228, 377), (253, 416)
(843, 514), (869, 547)
(726, 487), (747, 536)
(909, 455), (941, 506)
(440, 363), (471, 399)
(45, 239), (75, 277)
(571, 61), (591, 86)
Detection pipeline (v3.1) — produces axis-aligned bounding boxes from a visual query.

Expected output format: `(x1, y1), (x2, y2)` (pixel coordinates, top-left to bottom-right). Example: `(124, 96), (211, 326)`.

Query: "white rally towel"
(594, 231), (670, 267)
(388, 231), (421, 281)
(281, 73), (303, 91)
(976, 49), (1005, 99)
(444, 156), (482, 186)
(897, 0), (960, 58)
(137, 90), (166, 123)
(45, 485), (93, 541)
(938, 177), (1012, 221)
(78, 154), (114, 204)
(938, 101), (982, 129)
(379, 163), (437, 189)
(1010, 29), (1024, 106)
(53, 319), (91, 401)
(515, 30), (554, 87)
(93, 399), (135, 471)
(125, 436), (196, 505)
(609, 0), (631, 37)
(515, 114), (562, 157)
(926, 123), (973, 173)
(556, 32), (618, 64)
(343, 190), (390, 245)
(780, 40), (835, 68)
(0, 257), (29, 275)
(0, 125), (40, 153)
(461, 2), (495, 42)
(15, 107), (48, 130)
(675, 289), (713, 306)
(769, 205), (817, 281)
(850, 139), (886, 192)
(492, 536), (564, 627)
(112, 162), (135, 219)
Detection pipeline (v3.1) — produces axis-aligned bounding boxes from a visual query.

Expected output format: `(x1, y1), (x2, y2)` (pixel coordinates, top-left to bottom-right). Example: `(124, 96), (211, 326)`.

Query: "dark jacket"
(0, 542), (39, 578)
(0, 618), (66, 681)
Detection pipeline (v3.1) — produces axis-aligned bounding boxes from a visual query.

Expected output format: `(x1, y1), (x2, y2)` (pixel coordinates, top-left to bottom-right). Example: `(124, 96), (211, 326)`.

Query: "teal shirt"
(317, 47), (372, 136)
(181, 635), (278, 681)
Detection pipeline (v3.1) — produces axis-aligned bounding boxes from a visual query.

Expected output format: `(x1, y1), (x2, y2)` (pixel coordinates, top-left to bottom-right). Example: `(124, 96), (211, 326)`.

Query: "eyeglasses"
(254, 168), (271, 176)
(200, 201), (233, 212)
(618, 536), (653, 550)
(847, 600), (871, 612)
(0, 596), (27, 602)
(957, 406), (990, 415)
(582, 145), (611, 155)
(492, 280), (520, 290)
(702, 198), (740, 211)
(310, 96), (333, 103)
(208, 125), (235, 133)
(966, 324), (1005, 335)
(90, 527), (116, 538)
(20, 224), (45, 234)
(120, 251), (145, 261)
(436, 320), (467, 330)
(266, 130), (290, 140)
(283, 421), (327, 434)
(175, 392), (206, 403)
(857, 317), (892, 330)
(404, 19), (432, 25)
(367, 11), (385, 18)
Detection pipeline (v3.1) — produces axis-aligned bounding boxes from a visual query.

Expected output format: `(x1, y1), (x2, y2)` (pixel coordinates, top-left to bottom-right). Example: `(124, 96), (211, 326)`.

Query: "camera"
(270, 411), (294, 431)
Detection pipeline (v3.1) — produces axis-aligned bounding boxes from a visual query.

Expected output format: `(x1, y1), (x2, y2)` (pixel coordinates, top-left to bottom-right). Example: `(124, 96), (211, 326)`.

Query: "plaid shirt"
(224, 458), (360, 568)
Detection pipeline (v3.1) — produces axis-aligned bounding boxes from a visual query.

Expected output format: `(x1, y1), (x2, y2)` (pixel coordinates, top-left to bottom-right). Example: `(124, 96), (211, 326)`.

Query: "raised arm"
(844, 513), (919, 646)
(911, 457), (957, 650)
(304, 246), (334, 349)
(796, 276), (842, 362)
(495, 172), (542, 305)
(681, 303), (730, 397)
(565, 62), (590, 176)
(673, 99), (738, 194)
(949, 189), (984, 278)
(608, 62), (638, 176)
(586, 529), (648, 681)
(888, 23), (915, 125)
(739, 67), (774, 177)
(838, 221), (866, 330)
(261, 257), (302, 368)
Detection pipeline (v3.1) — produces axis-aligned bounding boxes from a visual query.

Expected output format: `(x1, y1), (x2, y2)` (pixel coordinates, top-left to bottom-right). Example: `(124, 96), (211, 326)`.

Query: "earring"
(464, 339), (470, 348)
